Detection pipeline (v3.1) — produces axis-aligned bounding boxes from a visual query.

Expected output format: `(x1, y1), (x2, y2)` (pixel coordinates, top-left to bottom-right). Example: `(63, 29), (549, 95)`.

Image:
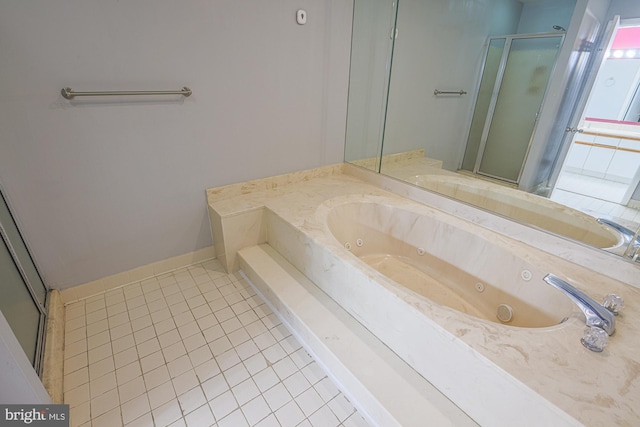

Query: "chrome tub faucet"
(543, 274), (623, 352)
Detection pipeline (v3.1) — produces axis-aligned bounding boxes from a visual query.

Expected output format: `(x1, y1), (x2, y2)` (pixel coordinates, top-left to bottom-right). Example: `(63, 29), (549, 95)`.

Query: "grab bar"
(61, 87), (192, 100)
(433, 89), (467, 96)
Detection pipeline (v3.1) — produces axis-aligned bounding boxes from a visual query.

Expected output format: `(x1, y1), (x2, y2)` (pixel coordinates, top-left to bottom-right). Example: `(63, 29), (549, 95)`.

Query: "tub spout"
(596, 218), (638, 245)
(543, 274), (616, 336)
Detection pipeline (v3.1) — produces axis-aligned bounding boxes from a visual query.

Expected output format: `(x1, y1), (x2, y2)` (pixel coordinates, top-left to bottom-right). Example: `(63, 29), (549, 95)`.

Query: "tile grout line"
(62, 259), (369, 427)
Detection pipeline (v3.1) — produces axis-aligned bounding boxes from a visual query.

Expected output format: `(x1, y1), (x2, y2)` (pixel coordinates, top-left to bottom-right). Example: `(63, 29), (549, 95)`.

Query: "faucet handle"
(602, 294), (624, 315)
(581, 326), (609, 352)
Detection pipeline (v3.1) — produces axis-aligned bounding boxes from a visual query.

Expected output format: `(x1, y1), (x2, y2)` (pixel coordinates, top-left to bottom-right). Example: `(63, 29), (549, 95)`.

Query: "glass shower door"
(0, 236), (43, 367)
(0, 189), (47, 372)
(461, 38), (507, 172)
(468, 34), (564, 183)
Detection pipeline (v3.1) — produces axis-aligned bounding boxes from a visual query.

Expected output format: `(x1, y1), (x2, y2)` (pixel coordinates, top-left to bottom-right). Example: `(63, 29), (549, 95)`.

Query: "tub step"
(237, 244), (478, 427)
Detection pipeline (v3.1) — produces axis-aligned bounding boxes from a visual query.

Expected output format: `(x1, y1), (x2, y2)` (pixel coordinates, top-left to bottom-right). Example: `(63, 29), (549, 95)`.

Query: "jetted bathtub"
(211, 169), (637, 426)
(411, 174), (622, 251)
(280, 193), (595, 424)
(322, 197), (575, 328)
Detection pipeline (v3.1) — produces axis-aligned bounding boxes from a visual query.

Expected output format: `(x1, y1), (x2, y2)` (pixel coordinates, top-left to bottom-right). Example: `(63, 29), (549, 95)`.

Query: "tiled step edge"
(237, 244), (477, 427)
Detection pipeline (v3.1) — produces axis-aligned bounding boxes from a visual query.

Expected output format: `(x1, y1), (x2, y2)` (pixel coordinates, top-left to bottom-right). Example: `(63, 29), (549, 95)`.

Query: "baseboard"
(59, 246), (216, 304)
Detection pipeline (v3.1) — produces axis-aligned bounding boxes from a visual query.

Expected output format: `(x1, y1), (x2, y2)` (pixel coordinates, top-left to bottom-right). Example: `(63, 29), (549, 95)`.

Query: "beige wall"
(0, 1), (353, 289)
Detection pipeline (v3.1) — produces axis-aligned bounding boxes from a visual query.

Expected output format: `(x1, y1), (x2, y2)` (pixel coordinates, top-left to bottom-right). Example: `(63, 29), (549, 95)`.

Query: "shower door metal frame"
(377, 0), (401, 173)
(343, 0), (399, 172)
(469, 32), (565, 185)
(0, 186), (48, 375)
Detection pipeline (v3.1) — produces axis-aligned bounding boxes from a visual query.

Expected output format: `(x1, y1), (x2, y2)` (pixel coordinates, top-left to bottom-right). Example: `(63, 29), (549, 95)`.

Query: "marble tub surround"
(349, 149), (443, 173)
(206, 164), (344, 273)
(411, 171), (623, 251)
(205, 164), (345, 203)
(208, 168), (640, 426)
(350, 150), (624, 252)
(346, 164), (640, 288)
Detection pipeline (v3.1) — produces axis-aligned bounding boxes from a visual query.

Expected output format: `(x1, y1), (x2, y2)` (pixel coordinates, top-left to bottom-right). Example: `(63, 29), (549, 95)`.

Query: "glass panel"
(0, 236), (41, 366)
(0, 191), (47, 307)
(461, 38), (506, 171)
(344, 0), (398, 171)
(479, 36), (563, 182)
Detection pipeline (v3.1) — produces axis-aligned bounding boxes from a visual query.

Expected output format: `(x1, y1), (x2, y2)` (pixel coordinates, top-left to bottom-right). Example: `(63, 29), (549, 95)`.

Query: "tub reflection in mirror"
(388, 163), (624, 250)
(345, 0), (640, 263)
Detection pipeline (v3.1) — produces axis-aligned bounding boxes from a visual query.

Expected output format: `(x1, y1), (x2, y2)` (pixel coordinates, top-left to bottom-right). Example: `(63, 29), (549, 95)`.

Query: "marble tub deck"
(207, 166), (640, 426)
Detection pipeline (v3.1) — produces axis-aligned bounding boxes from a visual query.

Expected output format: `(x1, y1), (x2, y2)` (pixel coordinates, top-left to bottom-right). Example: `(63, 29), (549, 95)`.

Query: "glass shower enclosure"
(462, 33), (565, 184)
(0, 188), (48, 373)
(344, 0), (399, 172)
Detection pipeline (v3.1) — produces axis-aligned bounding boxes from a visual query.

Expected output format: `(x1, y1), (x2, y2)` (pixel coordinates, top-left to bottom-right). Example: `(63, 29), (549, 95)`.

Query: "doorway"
(0, 188), (48, 373)
(552, 21), (640, 224)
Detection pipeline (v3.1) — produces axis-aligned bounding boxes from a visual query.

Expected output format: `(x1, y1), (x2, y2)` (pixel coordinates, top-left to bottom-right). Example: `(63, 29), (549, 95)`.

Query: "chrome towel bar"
(433, 89), (467, 96)
(61, 87), (192, 99)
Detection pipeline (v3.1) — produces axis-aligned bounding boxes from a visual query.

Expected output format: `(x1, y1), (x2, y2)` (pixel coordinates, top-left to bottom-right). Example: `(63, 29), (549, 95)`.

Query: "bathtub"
(264, 193), (589, 425)
(324, 199), (574, 328)
(210, 169), (639, 426)
(411, 174), (622, 250)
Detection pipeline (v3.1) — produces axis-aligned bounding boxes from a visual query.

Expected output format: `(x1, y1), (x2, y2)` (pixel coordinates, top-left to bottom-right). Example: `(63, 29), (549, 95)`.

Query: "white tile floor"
(63, 260), (370, 427)
(554, 171), (629, 204)
(551, 171), (640, 229)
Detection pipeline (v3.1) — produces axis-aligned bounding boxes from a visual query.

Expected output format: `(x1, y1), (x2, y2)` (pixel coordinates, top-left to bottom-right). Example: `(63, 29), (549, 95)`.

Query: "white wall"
(608, 0), (640, 19)
(517, 0), (576, 34)
(0, 1), (353, 289)
(585, 59), (640, 120)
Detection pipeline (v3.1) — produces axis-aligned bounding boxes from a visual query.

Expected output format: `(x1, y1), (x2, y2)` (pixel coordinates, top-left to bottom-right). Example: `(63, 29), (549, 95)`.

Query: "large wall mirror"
(345, 0), (640, 264)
